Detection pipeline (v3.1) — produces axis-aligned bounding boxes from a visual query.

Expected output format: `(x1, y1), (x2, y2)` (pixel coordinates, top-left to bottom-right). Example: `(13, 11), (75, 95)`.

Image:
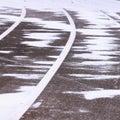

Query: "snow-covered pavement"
(22, 0), (120, 120)
(0, 0), (120, 120)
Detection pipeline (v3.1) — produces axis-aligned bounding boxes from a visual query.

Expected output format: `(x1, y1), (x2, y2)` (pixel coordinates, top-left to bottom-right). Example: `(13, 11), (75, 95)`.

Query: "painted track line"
(0, 5), (26, 40)
(9, 9), (76, 120)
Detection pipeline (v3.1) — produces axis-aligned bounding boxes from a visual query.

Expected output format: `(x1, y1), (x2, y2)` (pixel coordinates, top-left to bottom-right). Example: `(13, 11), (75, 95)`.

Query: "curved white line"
(0, 6), (26, 40)
(9, 9), (76, 120)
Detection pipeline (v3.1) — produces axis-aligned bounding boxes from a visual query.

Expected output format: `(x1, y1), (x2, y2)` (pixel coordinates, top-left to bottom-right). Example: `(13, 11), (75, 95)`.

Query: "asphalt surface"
(21, 2), (120, 120)
(0, 0), (120, 120)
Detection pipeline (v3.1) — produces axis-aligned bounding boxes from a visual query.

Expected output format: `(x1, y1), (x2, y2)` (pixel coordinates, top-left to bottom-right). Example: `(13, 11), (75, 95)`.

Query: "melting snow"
(0, 86), (35, 119)
(32, 102), (42, 109)
(63, 89), (120, 100)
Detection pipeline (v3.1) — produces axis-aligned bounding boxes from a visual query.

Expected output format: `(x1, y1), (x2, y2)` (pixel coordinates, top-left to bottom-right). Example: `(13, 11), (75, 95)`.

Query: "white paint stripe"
(9, 9), (76, 120)
(0, 6), (26, 40)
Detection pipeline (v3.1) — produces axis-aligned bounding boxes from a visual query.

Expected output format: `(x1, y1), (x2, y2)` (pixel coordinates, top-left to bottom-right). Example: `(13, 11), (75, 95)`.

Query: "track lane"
(8, 9), (76, 120)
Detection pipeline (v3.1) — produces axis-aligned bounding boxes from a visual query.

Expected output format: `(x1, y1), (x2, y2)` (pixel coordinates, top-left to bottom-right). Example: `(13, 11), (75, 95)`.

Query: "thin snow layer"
(32, 102), (42, 109)
(63, 89), (120, 100)
(0, 15), (21, 22)
(81, 61), (119, 66)
(22, 19), (71, 48)
(83, 37), (118, 51)
(73, 36), (119, 65)
(81, 89), (120, 100)
(25, 0), (61, 11)
(2, 74), (43, 80)
(14, 55), (28, 59)
(0, 50), (12, 54)
(79, 109), (90, 113)
(68, 74), (120, 80)
(34, 61), (54, 65)
(0, 0), (24, 8)
(73, 53), (113, 61)
(76, 11), (120, 28)
(26, 0), (120, 15)
(22, 41), (51, 47)
(24, 33), (60, 40)
(54, 0), (120, 12)
(0, 0), (119, 119)
(0, 86), (35, 119)
(42, 21), (71, 31)
(22, 33), (61, 47)
(77, 29), (110, 36)
(73, 0), (120, 29)
(24, 18), (71, 31)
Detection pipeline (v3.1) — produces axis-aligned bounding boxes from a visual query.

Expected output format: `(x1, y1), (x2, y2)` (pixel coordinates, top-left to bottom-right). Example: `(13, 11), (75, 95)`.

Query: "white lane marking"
(9, 9), (76, 120)
(0, 6), (26, 40)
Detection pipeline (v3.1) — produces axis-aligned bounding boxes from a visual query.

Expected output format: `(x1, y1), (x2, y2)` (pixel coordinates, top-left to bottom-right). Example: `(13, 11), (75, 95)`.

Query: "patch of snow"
(22, 33), (61, 47)
(68, 74), (120, 80)
(77, 29), (110, 36)
(48, 55), (58, 59)
(79, 109), (90, 113)
(0, 15), (21, 22)
(34, 61), (54, 65)
(73, 53), (113, 61)
(22, 41), (51, 47)
(41, 21), (71, 31)
(2, 74), (43, 79)
(0, 50), (12, 54)
(32, 102), (42, 109)
(24, 33), (60, 40)
(81, 61), (119, 66)
(25, 65), (50, 69)
(63, 89), (120, 100)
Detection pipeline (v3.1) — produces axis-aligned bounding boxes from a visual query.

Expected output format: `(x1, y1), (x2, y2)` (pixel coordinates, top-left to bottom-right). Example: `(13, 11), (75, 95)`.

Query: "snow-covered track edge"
(9, 9), (76, 120)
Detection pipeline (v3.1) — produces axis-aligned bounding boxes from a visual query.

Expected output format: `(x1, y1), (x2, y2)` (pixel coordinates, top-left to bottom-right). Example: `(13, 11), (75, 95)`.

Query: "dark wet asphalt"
(21, 10), (120, 120)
